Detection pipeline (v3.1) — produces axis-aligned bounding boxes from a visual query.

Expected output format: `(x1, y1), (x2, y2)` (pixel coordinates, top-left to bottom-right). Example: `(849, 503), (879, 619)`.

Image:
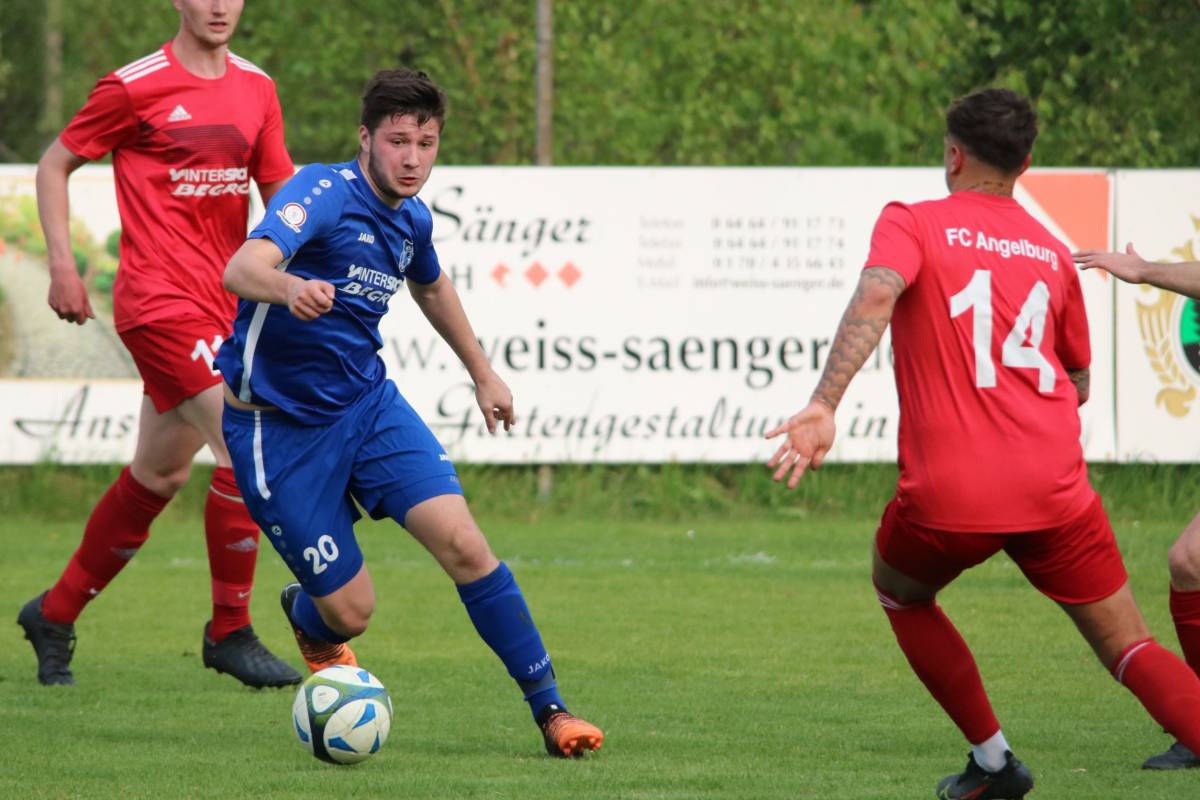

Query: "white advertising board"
(1112, 170), (1200, 462)
(0, 165), (1119, 463)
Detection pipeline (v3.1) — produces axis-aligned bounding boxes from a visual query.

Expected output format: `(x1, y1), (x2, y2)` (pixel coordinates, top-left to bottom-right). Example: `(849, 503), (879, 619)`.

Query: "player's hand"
(474, 371), (515, 433)
(764, 400), (836, 489)
(286, 278), (335, 321)
(46, 265), (95, 325)
(1072, 243), (1148, 285)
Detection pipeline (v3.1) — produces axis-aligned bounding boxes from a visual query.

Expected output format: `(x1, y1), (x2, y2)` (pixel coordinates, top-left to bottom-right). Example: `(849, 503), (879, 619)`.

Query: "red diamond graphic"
(491, 263), (510, 287)
(525, 262), (548, 287)
(558, 262), (582, 288)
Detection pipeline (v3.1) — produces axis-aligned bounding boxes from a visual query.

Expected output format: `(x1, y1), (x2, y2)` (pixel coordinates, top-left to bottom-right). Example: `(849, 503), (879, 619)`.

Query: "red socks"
(40, 466), (261, 641)
(1112, 638), (1200, 754)
(877, 587), (1001, 745)
(1170, 588), (1200, 678)
(42, 467), (168, 624)
(204, 466), (261, 642)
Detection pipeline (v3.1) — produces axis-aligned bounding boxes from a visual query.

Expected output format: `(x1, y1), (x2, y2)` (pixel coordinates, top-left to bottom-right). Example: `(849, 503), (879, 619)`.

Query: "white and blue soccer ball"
(292, 665), (392, 765)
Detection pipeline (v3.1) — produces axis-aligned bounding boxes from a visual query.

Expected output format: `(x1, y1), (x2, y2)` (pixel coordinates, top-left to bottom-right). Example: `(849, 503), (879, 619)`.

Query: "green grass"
(0, 466), (1197, 799)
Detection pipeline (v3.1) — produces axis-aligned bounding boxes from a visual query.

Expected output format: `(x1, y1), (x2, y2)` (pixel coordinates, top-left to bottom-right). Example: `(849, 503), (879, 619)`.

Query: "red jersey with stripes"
(59, 40), (294, 333)
(865, 191), (1095, 532)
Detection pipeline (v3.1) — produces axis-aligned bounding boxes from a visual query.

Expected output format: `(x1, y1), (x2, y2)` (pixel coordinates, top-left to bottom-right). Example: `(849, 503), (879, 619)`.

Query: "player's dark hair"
(360, 69), (447, 133)
(945, 88), (1038, 173)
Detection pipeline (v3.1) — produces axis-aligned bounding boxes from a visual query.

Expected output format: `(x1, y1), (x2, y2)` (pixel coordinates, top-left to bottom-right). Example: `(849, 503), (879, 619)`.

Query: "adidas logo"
(226, 537), (259, 553)
(167, 104), (192, 122)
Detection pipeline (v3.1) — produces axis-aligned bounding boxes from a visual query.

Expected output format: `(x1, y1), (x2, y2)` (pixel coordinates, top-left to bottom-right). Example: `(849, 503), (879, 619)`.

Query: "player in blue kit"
(213, 69), (603, 758)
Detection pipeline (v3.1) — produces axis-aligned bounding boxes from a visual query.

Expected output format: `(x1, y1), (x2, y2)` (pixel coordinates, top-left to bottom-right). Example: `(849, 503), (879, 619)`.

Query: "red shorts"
(875, 493), (1127, 604)
(119, 315), (228, 413)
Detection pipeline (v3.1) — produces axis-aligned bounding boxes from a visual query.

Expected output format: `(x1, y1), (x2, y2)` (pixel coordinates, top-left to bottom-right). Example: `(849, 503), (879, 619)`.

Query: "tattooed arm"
(1066, 367), (1090, 406)
(766, 266), (907, 488)
(811, 267), (908, 411)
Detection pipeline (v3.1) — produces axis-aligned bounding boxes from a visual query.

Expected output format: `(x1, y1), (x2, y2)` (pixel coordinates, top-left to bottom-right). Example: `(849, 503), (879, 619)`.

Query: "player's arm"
(1074, 244), (1200, 300)
(222, 237), (334, 321)
(766, 266), (907, 488)
(36, 138), (93, 325)
(1066, 368), (1090, 406)
(408, 273), (515, 433)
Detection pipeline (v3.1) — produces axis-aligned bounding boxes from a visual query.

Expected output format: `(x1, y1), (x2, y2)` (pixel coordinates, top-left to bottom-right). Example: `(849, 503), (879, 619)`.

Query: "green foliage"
(0, 193), (117, 290)
(0, 194), (47, 254)
(71, 244), (87, 276)
(957, 0), (1200, 166)
(3, 463), (1196, 527)
(105, 228), (120, 259)
(0, 2), (1196, 167)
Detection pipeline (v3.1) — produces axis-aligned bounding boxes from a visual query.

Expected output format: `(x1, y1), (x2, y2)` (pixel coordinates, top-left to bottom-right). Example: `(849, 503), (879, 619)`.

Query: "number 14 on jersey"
(949, 270), (1055, 392)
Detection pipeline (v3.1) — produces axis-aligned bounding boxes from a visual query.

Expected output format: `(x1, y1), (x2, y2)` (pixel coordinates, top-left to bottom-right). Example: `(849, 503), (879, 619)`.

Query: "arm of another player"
(1073, 243), (1200, 300)
(222, 238), (334, 321)
(407, 273), (515, 433)
(765, 266), (907, 488)
(36, 138), (92, 325)
(256, 179), (289, 208)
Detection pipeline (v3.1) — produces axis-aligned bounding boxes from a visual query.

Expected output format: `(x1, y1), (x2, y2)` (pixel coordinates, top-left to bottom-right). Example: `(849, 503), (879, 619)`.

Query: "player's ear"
(943, 138), (964, 177)
(1015, 152), (1032, 177)
(358, 125), (370, 154)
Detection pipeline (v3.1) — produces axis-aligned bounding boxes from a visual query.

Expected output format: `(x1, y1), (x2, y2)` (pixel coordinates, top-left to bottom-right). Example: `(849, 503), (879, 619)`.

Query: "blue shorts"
(222, 379), (462, 596)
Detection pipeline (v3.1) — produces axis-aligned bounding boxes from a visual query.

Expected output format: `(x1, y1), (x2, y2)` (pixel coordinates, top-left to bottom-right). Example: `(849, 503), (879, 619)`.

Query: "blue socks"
(457, 562), (565, 719)
(290, 588), (350, 644)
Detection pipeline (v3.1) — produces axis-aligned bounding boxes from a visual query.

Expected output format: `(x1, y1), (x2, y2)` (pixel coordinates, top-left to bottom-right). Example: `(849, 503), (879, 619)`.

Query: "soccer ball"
(292, 665), (392, 765)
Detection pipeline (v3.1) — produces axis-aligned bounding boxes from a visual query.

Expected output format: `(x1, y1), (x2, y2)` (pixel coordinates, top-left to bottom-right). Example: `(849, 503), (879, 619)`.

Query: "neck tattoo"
(962, 180), (1013, 197)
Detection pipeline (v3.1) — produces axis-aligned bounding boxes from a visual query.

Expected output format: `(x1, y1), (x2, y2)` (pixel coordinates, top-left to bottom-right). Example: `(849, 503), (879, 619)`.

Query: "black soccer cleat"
(936, 751), (1034, 800)
(17, 591), (77, 686)
(1142, 740), (1200, 770)
(202, 622), (302, 688)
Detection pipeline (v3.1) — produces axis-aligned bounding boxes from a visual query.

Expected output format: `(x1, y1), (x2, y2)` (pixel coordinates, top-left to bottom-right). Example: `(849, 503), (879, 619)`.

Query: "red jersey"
(865, 191), (1094, 532)
(59, 41), (294, 333)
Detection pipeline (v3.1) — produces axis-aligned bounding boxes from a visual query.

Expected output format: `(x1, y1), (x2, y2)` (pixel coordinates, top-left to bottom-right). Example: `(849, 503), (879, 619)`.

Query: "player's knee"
(329, 604), (372, 638)
(1168, 536), (1200, 589)
(133, 464), (191, 497)
(439, 522), (493, 576)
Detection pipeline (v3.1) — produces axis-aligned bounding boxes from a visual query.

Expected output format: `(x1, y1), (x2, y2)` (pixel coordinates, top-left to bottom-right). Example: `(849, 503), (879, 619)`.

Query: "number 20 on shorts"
(304, 534), (340, 575)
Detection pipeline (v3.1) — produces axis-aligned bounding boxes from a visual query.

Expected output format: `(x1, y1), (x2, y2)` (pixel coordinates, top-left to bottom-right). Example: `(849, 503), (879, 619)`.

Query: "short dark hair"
(945, 88), (1038, 173)
(360, 69), (447, 133)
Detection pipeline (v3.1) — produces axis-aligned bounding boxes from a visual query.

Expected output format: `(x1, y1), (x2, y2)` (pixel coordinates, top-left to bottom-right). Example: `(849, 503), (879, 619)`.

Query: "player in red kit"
(17, 0), (300, 689)
(766, 88), (1200, 798)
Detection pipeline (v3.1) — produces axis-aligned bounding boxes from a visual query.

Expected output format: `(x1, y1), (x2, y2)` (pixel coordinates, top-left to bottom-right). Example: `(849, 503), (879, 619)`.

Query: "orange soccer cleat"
(537, 704), (604, 757)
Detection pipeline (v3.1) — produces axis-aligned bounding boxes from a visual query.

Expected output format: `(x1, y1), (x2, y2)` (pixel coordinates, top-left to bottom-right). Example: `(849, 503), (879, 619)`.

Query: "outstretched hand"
(765, 400), (836, 489)
(475, 372), (515, 433)
(1072, 243), (1148, 284)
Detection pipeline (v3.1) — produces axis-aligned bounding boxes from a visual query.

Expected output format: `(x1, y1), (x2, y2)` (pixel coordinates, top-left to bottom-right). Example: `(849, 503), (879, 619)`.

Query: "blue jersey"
(215, 158), (441, 424)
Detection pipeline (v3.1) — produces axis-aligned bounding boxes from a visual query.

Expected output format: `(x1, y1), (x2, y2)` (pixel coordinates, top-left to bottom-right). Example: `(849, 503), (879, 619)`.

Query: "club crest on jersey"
(277, 202), (307, 233)
(399, 239), (414, 275)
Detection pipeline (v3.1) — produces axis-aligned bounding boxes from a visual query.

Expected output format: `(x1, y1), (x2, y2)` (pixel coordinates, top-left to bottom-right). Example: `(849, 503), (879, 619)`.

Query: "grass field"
(1, 465), (1198, 799)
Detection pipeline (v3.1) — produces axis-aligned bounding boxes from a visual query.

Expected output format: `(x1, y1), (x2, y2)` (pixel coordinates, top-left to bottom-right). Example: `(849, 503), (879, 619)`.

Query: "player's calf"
(280, 583), (358, 672)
